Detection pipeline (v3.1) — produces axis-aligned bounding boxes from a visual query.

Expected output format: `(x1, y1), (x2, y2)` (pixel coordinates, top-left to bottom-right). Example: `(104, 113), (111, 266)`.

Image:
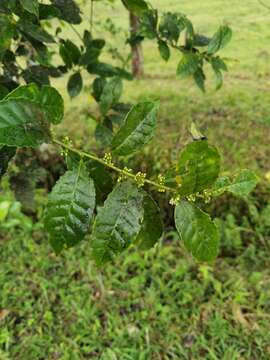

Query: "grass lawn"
(1, 0), (270, 359)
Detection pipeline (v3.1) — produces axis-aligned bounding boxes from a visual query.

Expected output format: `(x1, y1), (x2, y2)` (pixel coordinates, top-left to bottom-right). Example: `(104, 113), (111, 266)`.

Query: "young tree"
(0, 0), (259, 266)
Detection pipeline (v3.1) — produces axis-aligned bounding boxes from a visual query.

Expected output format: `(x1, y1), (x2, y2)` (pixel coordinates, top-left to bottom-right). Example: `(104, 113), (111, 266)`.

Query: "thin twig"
(53, 138), (176, 193)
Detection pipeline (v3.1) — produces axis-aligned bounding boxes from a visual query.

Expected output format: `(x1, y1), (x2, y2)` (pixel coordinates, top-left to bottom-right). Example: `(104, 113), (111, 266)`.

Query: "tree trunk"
(129, 13), (144, 78)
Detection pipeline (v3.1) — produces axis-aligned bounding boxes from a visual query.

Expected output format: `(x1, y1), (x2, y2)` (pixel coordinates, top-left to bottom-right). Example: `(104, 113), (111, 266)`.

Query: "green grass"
(1, 0), (270, 359)
(53, 0), (270, 174)
(1, 205), (270, 359)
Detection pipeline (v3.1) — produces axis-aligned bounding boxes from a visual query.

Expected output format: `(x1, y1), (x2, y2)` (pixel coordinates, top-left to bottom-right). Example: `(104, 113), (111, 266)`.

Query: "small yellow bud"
(135, 172), (146, 187)
(169, 194), (181, 206)
(157, 174), (166, 192)
(103, 152), (113, 166)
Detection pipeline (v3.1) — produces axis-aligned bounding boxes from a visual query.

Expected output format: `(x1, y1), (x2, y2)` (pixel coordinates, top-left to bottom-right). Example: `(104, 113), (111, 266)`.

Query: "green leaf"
(22, 65), (50, 86)
(177, 53), (200, 77)
(87, 62), (133, 80)
(18, 20), (55, 43)
(67, 72), (83, 98)
(0, 0), (16, 14)
(211, 57), (228, 72)
(0, 98), (51, 147)
(0, 15), (14, 58)
(158, 40), (170, 62)
(212, 170), (259, 197)
(92, 77), (107, 102)
(99, 77), (123, 115)
(111, 101), (159, 156)
(44, 162), (96, 253)
(207, 25), (232, 55)
(39, 4), (61, 20)
(66, 151), (113, 205)
(193, 68), (206, 92)
(211, 176), (231, 196)
(223, 172), (258, 196)
(51, 0), (82, 24)
(210, 57), (228, 90)
(177, 140), (221, 195)
(0, 200), (10, 222)
(86, 160), (113, 205)
(228, 170), (259, 196)
(193, 34), (211, 47)
(175, 201), (219, 262)
(159, 12), (186, 43)
(140, 9), (158, 39)
(5, 83), (39, 102)
(95, 122), (113, 147)
(19, 0), (39, 17)
(6, 84), (64, 124)
(39, 86), (64, 124)
(60, 40), (81, 68)
(136, 193), (163, 250)
(121, 0), (149, 15)
(91, 181), (144, 266)
(59, 43), (72, 69)
(80, 39), (105, 66)
(0, 145), (16, 180)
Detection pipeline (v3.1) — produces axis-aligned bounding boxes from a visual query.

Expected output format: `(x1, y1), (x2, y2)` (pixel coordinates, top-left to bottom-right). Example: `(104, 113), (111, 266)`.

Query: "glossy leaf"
(86, 160), (113, 205)
(5, 83), (39, 102)
(66, 151), (113, 205)
(177, 53), (199, 77)
(177, 140), (221, 195)
(44, 162), (96, 253)
(136, 193), (163, 250)
(175, 201), (219, 262)
(228, 170), (259, 196)
(18, 21), (55, 43)
(19, 0), (39, 17)
(6, 84), (64, 124)
(0, 98), (51, 147)
(121, 0), (148, 15)
(0, 145), (16, 180)
(95, 122), (113, 147)
(212, 170), (259, 197)
(68, 72), (83, 98)
(193, 68), (206, 92)
(92, 77), (107, 102)
(158, 40), (170, 62)
(207, 25), (232, 55)
(60, 40), (81, 68)
(112, 101), (159, 156)
(87, 62), (133, 80)
(39, 86), (64, 124)
(99, 77), (123, 115)
(91, 181), (144, 266)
